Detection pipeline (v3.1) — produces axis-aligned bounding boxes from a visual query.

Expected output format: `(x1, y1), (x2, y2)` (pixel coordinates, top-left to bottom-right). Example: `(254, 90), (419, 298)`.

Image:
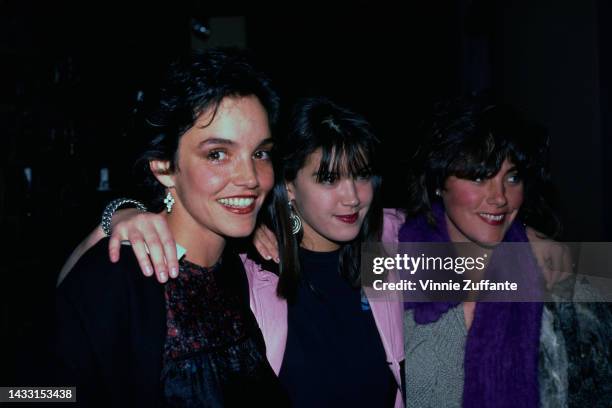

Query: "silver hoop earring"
(289, 201), (302, 235)
(164, 191), (175, 213)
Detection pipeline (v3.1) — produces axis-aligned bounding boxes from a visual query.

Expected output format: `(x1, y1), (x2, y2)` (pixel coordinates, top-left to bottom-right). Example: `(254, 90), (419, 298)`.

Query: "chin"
(221, 223), (257, 238)
(329, 231), (361, 243)
(471, 234), (504, 247)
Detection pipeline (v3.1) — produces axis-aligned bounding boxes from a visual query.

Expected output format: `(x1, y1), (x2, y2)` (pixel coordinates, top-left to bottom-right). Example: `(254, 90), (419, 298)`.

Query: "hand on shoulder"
(526, 227), (573, 288)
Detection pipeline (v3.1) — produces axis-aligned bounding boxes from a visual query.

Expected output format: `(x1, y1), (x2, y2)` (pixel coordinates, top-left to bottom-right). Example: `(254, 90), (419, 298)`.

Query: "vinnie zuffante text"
(370, 254), (518, 292)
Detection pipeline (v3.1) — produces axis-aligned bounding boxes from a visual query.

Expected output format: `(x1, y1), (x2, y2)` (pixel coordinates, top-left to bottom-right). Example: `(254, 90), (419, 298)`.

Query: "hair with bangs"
(406, 97), (560, 237)
(266, 97), (383, 301)
(312, 142), (374, 184)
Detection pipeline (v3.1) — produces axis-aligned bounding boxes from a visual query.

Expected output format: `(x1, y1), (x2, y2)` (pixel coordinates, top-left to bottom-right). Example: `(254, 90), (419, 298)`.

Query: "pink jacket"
(241, 209), (406, 407)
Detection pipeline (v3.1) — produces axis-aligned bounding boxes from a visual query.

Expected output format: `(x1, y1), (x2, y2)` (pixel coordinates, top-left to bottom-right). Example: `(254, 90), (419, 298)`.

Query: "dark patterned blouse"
(161, 252), (289, 407)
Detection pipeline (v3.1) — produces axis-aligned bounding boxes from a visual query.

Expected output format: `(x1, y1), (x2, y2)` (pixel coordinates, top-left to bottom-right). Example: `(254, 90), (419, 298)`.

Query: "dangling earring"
(435, 188), (442, 197)
(164, 191), (175, 213)
(288, 200), (302, 235)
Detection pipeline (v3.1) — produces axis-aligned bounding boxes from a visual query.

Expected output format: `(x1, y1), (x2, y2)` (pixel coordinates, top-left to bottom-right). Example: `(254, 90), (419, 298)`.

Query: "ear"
(285, 181), (296, 202)
(149, 160), (175, 188)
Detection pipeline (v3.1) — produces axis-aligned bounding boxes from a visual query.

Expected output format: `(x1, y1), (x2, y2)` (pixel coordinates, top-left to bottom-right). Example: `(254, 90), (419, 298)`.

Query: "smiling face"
(287, 148), (374, 251)
(441, 158), (524, 245)
(153, 95), (274, 251)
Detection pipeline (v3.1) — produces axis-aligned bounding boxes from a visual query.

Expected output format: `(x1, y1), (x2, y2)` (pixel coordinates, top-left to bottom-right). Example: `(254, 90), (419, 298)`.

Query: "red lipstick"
(335, 213), (358, 224)
(217, 196), (257, 215)
(478, 213), (505, 226)
(222, 203), (256, 214)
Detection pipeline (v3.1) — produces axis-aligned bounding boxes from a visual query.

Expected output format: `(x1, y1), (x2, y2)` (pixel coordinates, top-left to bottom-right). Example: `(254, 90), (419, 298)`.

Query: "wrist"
(101, 198), (147, 237)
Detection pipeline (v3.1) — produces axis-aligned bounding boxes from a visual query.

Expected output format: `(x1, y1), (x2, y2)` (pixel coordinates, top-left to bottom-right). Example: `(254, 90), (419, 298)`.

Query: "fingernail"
(274, 257), (280, 264)
(264, 255), (271, 260)
(145, 266), (153, 276)
(159, 272), (167, 282)
(170, 267), (178, 278)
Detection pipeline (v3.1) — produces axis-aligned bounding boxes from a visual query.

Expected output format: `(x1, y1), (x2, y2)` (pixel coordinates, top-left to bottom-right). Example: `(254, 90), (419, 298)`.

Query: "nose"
(340, 179), (360, 207)
(486, 179), (508, 207)
(234, 157), (259, 189)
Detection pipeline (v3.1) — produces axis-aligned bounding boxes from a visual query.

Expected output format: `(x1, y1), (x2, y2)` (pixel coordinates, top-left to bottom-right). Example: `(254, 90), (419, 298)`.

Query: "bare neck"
(165, 212), (225, 268)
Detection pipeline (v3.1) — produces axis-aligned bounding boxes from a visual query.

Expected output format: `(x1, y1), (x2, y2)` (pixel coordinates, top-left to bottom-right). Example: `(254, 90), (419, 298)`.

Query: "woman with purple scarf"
(400, 98), (611, 408)
(59, 96), (611, 407)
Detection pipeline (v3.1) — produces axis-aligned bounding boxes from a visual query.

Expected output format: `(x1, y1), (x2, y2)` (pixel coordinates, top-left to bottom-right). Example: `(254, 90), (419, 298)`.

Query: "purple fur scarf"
(399, 203), (543, 408)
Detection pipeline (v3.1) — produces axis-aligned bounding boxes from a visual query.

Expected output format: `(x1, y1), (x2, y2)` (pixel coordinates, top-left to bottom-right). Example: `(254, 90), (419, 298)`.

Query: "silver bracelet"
(101, 198), (148, 237)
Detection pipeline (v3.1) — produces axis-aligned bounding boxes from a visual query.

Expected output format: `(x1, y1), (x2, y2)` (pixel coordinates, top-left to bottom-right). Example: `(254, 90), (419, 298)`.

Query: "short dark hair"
(406, 97), (560, 237)
(266, 97), (383, 300)
(136, 48), (280, 210)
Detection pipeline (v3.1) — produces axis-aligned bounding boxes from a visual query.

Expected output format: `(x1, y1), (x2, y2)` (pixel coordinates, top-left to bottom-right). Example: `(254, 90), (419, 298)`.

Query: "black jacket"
(53, 239), (166, 407)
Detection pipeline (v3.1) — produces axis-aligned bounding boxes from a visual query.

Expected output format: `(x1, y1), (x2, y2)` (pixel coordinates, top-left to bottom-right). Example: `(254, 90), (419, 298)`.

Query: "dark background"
(1, 1), (610, 384)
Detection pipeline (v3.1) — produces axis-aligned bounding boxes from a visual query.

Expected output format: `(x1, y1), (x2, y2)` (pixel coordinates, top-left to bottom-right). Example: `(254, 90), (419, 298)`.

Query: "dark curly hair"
(406, 97), (560, 237)
(135, 48), (280, 210)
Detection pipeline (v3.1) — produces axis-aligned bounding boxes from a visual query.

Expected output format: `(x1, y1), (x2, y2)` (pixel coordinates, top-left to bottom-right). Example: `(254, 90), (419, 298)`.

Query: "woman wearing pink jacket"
(62, 98), (405, 407)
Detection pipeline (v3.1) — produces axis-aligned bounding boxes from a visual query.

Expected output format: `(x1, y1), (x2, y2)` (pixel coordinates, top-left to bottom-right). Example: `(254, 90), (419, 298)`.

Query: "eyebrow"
(198, 138), (234, 148)
(198, 137), (274, 149)
(505, 166), (518, 173)
(311, 171), (337, 177)
(257, 138), (274, 147)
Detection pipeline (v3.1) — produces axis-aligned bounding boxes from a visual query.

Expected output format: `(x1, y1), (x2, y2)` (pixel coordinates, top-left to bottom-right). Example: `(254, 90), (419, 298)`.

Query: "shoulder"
(382, 208), (406, 243)
(57, 239), (143, 305)
(383, 208), (406, 224)
(240, 253), (278, 281)
(239, 253), (257, 271)
(525, 226), (552, 243)
(239, 253), (259, 279)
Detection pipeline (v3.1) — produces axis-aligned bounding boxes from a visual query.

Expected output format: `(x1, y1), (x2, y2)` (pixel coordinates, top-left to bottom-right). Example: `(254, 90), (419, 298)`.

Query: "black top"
(52, 239), (288, 407)
(278, 248), (397, 407)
